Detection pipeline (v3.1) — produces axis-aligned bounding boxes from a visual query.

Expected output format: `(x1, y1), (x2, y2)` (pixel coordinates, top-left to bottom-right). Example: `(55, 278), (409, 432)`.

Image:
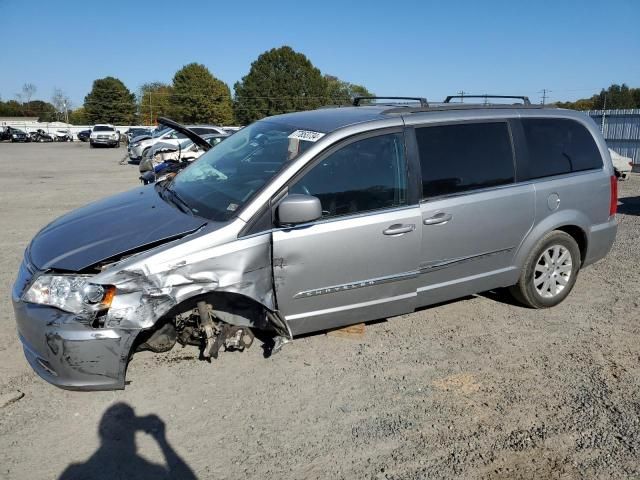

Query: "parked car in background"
(126, 127), (152, 144)
(11, 96), (618, 390)
(127, 125), (170, 153)
(53, 129), (73, 142)
(2, 126), (30, 142)
(30, 129), (54, 142)
(138, 132), (228, 181)
(128, 125), (227, 163)
(77, 129), (91, 142)
(90, 124), (120, 148)
(609, 148), (633, 180)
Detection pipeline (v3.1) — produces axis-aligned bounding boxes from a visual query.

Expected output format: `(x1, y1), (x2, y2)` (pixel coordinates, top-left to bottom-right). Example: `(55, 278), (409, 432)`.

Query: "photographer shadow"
(58, 402), (196, 480)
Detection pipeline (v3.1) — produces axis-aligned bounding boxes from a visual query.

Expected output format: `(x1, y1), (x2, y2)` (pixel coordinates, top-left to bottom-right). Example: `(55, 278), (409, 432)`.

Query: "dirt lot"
(0, 142), (639, 479)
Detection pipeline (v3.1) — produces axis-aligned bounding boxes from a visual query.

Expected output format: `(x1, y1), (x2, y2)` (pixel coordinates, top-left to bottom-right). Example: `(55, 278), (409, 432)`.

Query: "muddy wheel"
(510, 231), (581, 308)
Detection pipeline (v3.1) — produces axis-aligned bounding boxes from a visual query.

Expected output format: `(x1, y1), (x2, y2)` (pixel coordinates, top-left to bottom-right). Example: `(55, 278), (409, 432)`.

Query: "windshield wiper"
(163, 185), (192, 215)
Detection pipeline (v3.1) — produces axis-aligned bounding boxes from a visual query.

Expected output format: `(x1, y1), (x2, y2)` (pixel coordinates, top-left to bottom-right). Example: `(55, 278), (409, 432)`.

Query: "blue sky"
(1, 0), (638, 108)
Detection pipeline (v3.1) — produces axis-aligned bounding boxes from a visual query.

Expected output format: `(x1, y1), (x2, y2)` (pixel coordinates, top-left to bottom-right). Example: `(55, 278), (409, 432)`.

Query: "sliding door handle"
(383, 224), (416, 236)
(423, 213), (453, 225)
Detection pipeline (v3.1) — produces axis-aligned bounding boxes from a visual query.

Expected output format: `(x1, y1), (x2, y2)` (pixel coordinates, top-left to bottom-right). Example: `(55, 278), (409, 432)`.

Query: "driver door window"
(290, 132), (408, 218)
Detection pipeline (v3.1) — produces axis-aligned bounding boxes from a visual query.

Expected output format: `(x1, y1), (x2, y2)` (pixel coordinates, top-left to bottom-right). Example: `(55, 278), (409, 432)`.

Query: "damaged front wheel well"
(148, 291), (281, 338)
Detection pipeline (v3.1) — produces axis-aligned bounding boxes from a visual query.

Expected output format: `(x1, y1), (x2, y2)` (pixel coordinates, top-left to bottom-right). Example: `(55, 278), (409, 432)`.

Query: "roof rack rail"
(353, 96), (429, 107)
(382, 103), (549, 114)
(444, 95), (531, 106)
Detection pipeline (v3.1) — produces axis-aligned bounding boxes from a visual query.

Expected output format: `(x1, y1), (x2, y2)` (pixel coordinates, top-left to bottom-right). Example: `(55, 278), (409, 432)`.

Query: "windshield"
(169, 120), (319, 221)
(93, 126), (114, 132)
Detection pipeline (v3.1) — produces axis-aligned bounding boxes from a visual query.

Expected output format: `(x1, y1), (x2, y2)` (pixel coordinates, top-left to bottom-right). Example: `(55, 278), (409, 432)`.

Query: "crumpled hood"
(28, 185), (207, 272)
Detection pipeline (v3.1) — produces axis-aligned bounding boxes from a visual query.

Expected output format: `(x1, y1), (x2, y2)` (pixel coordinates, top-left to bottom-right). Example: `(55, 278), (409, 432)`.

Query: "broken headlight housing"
(23, 274), (114, 314)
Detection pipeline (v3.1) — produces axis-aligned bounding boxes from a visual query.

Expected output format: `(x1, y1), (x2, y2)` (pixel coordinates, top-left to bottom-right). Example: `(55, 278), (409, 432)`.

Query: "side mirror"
(277, 194), (322, 226)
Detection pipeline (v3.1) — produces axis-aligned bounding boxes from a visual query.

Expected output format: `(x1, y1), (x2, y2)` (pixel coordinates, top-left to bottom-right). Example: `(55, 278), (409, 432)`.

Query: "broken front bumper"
(12, 293), (139, 391)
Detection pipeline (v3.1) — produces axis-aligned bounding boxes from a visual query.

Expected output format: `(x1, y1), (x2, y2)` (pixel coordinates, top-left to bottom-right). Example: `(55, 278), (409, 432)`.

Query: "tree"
(324, 75), (373, 105)
(170, 64), (233, 125)
(593, 84), (635, 110)
(557, 84), (640, 110)
(23, 100), (57, 121)
(139, 82), (174, 125)
(84, 77), (137, 124)
(69, 107), (88, 125)
(51, 88), (72, 122)
(0, 100), (23, 116)
(22, 83), (37, 104)
(633, 89), (640, 109)
(233, 46), (328, 124)
(555, 98), (596, 110)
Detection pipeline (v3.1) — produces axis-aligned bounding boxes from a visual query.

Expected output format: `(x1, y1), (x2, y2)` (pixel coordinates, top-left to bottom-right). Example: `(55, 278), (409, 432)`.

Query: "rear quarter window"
(416, 122), (515, 198)
(521, 118), (602, 180)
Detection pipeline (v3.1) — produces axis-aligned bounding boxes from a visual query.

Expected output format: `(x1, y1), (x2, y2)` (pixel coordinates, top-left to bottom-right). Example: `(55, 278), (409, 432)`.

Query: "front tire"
(510, 231), (581, 308)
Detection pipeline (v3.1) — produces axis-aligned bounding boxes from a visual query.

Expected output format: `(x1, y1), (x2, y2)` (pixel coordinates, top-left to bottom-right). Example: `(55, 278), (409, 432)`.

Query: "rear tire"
(509, 231), (581, 309)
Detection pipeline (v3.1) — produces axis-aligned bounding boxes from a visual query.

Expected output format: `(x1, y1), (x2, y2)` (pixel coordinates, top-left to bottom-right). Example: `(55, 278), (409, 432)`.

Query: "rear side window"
(416, 122), (515, 198)
(521, 119), (602, 179)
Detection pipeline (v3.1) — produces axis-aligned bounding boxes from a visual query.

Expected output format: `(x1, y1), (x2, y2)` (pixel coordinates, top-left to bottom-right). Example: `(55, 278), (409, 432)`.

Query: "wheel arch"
(515, 210), (590, 270)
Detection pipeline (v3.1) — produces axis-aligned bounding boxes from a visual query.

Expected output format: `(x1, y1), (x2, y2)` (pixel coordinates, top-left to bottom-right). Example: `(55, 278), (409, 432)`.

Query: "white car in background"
(90, 124), (120, 148)
(128, 125), (227, 163)
(609, 148), (633, 180)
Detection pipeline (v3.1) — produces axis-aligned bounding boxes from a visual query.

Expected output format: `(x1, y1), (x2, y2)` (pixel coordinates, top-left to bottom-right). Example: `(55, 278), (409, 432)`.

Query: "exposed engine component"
(197, 301), (217, 359)
(173, 301), (256, 361)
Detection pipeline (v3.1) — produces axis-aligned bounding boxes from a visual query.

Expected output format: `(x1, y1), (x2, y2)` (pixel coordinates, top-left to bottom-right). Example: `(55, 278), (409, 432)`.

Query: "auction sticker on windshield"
(288, 130), (325, 142)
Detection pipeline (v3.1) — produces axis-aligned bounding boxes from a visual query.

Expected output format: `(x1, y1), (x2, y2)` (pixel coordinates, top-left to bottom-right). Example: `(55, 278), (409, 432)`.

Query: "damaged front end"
(14, 228), (291, 391)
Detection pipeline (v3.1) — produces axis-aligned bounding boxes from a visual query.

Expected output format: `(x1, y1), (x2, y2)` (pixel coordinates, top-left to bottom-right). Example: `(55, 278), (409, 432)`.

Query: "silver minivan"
(12, 96), (618, 390)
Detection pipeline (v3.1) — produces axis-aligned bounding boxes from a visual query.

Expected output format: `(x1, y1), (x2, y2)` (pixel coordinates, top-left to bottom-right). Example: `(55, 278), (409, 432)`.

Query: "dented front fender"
(94, 225), (281, 332)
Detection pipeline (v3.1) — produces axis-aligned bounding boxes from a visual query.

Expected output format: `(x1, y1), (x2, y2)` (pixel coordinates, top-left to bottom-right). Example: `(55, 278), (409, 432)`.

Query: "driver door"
(272, 129), (421, 336)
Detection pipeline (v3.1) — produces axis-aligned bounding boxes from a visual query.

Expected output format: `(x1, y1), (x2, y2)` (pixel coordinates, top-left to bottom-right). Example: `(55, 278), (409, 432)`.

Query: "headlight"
(131, 142), (140, 148)
(111, 133), (118, 139)
(23, 274), (114, 314)
(12, 134), (18, 138)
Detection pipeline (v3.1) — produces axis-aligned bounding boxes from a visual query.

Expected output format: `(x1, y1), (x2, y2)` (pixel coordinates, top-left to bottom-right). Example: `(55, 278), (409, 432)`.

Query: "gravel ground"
(0, 142), (639, 480)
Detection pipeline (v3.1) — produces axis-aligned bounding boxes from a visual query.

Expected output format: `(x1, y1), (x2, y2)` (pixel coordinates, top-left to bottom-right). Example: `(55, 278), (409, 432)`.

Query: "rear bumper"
(584, 217), (618, 267)
(12, 295), (139, 391)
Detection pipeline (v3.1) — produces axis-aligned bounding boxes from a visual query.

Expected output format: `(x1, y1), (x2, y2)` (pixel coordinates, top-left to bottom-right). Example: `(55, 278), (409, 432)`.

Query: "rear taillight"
(609, 175), (618, 216)
(629, 162), (633, 167)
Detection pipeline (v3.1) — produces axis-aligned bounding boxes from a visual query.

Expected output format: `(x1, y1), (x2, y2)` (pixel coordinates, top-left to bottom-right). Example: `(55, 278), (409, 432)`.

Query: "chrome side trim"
(293, 270), (419, 299)
(418, 247), (515, 273)
(417, 266), (515, 293)
(286, 292), (416, 321)
(292, 247), (515, 299)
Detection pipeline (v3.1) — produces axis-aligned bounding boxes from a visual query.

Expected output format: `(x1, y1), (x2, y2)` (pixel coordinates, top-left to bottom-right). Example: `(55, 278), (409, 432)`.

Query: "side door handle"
(383, 223), (416, 236)
(423, 212), (453, 225)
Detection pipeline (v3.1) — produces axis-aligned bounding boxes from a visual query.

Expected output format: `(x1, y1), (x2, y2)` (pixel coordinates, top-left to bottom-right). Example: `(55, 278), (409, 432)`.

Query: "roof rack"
(353, 96), (429, 107)
(381, 103), (550, 114)
(443, 94), (531, 105)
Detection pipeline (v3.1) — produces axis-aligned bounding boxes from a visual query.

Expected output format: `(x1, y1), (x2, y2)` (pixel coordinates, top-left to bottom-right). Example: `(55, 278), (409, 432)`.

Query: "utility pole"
(601, 94), (607, 134)
(457, 90), (466, 103)
(539, 89), (551, 105)
(149, 92), (153, 126)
